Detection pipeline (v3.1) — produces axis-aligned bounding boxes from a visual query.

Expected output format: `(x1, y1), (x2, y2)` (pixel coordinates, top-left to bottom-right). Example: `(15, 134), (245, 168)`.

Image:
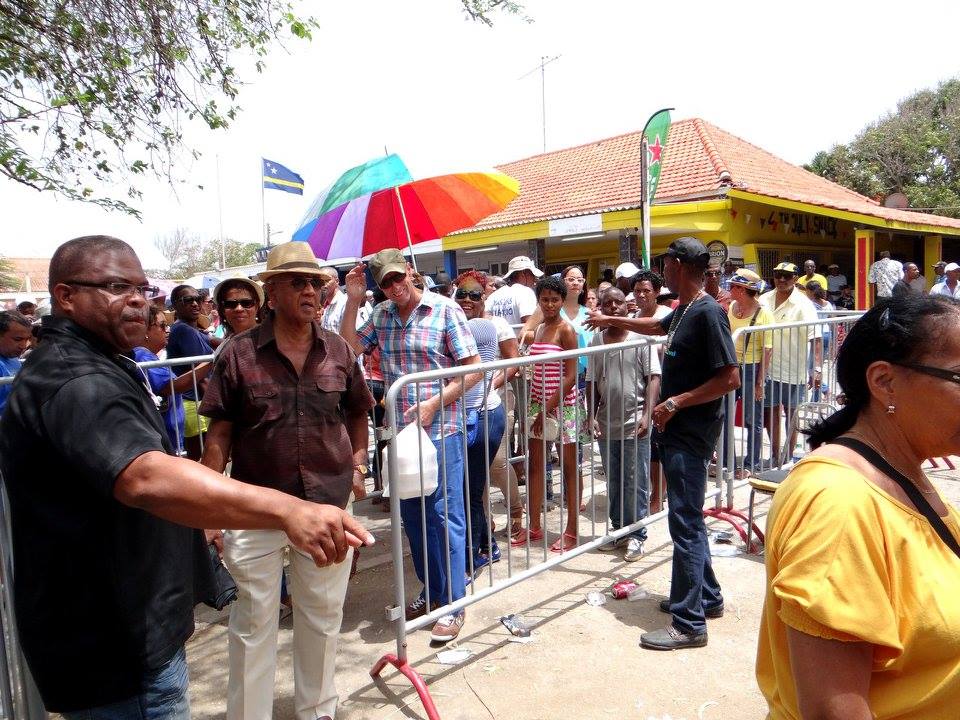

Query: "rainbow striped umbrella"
(292, 158), (519, 267)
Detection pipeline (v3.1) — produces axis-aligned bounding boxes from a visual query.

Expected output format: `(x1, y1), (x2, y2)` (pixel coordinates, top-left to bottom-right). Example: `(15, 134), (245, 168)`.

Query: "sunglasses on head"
(455, 289), (483, 301)
(178, 295), (202, 305)
(222, 298), (257, 310)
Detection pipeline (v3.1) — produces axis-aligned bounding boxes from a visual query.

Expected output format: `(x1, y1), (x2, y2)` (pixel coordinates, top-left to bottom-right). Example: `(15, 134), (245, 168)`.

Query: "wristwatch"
(664, 397), (678, 413)
(353, 464), (369, 476)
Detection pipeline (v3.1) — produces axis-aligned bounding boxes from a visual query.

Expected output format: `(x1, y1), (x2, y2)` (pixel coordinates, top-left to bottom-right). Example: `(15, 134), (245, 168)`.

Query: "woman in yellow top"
(756, 293), (960, 719)
(724, 269), (773, 477)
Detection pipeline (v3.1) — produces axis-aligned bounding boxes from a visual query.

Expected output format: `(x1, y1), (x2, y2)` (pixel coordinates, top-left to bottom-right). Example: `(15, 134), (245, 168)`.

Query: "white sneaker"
(623, 538), (644, 562)
(598, 536), (629, 553)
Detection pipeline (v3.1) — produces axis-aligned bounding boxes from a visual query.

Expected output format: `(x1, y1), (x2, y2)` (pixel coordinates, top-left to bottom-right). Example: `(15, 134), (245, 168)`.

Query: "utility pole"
(519, 55), (561, 153)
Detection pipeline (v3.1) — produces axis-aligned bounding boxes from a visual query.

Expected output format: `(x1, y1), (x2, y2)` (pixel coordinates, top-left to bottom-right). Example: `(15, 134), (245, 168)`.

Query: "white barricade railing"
(719, 313), (865, 553)
(368, 336), (733, 718)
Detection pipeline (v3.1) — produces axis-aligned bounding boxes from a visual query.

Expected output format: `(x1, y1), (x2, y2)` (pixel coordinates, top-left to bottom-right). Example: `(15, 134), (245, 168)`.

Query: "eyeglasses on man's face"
(773, 272), (795, 281)
(704, 271), (721, 278)
(177, 295), (202, 305)
(273, 276), (324, 292)
(67, 280), (160, 299)
(379, 273), (406, 290)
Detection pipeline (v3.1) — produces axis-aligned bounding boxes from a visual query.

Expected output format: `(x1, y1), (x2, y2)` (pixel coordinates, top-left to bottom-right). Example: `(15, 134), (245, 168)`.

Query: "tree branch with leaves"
(1, 0), (525, 217)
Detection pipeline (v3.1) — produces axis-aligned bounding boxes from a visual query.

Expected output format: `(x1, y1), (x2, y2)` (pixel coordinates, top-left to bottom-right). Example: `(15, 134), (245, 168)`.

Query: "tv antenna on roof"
(518, 55), (562, 153)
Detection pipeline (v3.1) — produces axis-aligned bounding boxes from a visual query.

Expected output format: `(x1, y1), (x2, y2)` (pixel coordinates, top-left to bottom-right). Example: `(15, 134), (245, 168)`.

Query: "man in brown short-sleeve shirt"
(200, 242), (374, 720)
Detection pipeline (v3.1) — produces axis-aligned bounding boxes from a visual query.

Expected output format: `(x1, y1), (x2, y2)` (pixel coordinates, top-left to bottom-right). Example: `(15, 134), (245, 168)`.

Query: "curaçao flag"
(262, 158), (305, 195)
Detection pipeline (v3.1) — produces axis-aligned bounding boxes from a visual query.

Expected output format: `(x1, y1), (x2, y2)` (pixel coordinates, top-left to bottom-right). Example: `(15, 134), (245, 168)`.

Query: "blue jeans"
(465, 404), (506, 557)
(598, 434), (651, 542)
(660, 446), (723, 635)
(62, 647), (189, 720)
(722, 363), (763, 471)
(400, 433), (467, 607)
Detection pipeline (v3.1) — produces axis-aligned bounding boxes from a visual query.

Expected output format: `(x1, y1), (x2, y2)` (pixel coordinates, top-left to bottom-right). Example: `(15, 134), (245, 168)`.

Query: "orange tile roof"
(474, 118), (960, 232)
(1, 257), (50, 293)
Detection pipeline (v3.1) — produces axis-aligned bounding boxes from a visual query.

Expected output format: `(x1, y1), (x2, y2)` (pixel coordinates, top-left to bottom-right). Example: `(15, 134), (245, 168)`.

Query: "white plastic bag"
(382, 423), (439, 500)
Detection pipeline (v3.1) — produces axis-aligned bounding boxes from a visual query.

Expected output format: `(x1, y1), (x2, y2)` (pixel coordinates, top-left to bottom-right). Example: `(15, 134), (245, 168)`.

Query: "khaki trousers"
(223, 528), (352, 720)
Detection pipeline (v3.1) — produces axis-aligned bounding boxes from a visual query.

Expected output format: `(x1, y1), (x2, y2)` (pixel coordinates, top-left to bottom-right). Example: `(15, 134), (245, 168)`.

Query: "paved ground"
(185, 459), (960, 720)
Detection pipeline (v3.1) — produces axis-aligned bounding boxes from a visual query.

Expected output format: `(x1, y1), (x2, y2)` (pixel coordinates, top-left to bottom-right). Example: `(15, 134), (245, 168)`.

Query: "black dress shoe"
(658, 599), (724, 619)
(640, 625), (708, 650)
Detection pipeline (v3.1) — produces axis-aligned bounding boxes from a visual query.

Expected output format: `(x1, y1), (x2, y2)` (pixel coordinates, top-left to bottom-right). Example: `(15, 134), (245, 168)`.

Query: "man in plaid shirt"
(343, 249), (480, 643)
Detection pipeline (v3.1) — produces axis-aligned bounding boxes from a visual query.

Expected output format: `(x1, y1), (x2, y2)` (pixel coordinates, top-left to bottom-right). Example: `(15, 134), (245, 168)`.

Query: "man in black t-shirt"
(586, 237), (739, 650)
(0, 236), (373, 716)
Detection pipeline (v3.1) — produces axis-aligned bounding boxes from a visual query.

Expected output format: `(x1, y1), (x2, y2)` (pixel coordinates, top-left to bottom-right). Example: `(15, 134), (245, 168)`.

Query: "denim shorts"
(763, 379), (806, 410)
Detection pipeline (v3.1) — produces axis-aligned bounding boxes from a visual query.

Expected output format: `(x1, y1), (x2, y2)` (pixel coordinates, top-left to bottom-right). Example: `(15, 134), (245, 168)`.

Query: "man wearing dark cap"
(341, 248), (481, 644)
(586, 237), (739, 650)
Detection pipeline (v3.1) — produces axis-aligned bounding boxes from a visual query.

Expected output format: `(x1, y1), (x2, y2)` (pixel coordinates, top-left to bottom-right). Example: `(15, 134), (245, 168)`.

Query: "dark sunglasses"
(893, 362), (960, 385)
(455, 289), (484, 301)
(222, 298), (257, 309)
(379, 274), (406, 290)
(178, 295), (202, 305)
(278, 277), (324, 291)
(773, 272), (795, 280)
(704, 271), (721, 277)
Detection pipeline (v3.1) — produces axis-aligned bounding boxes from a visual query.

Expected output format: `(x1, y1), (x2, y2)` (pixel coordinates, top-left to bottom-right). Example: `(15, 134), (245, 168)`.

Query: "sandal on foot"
(550, 532), (578, 553)
(510, 527), (544, 547)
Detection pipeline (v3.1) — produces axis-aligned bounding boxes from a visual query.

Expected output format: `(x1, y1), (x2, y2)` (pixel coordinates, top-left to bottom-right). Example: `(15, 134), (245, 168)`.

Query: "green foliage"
(460, 0), (530, 26)
(805, 78), (960, 217)
(0, 256), (18, 290)
(1, 1), (525, 216)
(149, 228), (259, 278)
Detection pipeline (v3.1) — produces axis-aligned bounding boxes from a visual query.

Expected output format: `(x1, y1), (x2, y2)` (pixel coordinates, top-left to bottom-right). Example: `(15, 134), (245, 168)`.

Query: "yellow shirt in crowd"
(756, 456), (960, 719)
(796, 272), (828, 290)
(727, 303), (774, 365)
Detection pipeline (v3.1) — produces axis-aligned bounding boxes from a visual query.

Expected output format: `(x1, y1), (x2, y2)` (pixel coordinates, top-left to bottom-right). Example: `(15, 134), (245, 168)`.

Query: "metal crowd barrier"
(0, 315), (873, 719)
(713, 313), (865, 552)
(368, 336), (734, 718)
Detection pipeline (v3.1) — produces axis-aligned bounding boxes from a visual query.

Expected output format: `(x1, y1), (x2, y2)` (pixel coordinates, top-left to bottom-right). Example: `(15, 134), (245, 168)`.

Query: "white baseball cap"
(615, 262), (641, 279)
(945, 262), (960, 273)
(503, 256), (544, 280)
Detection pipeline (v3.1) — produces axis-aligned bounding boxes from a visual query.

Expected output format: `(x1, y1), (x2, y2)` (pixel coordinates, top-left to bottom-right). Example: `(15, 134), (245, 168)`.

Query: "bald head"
(49, 236), (138, 307)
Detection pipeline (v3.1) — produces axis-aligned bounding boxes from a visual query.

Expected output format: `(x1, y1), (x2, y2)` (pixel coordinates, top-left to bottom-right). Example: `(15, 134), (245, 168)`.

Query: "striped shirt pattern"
(356, 290), (478, 439)
(529, 341), (578, 405)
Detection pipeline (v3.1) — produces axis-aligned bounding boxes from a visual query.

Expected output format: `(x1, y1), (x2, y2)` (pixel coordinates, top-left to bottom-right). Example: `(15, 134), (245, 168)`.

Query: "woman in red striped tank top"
(512, 275), (583, 552)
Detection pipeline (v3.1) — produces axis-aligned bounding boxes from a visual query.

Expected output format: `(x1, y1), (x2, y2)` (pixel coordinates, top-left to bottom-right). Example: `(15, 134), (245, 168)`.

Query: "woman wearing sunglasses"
(757, 293), (960, 719)
(453, 270), (523, 574)
(213, 277), (265, 342)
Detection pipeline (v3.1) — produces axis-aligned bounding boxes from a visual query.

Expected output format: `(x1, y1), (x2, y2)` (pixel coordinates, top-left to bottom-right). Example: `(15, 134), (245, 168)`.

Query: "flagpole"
(216, 154), (225, 269)
(260, 158), (267, 247)
(640, 137), (651, 268)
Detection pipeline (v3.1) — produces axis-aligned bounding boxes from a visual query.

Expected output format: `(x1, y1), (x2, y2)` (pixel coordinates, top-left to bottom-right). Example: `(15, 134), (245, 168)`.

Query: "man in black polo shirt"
(0, 235), (373, 717)
(586, 237), (739, 650)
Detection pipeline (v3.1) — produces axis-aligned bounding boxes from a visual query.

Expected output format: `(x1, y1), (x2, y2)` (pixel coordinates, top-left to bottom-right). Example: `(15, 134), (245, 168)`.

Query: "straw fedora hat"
(257, 242), (325, 281)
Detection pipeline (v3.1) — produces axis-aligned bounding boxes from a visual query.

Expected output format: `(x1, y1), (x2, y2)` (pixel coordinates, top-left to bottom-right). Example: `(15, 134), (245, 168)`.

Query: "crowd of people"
(1, 234), (958, 719)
